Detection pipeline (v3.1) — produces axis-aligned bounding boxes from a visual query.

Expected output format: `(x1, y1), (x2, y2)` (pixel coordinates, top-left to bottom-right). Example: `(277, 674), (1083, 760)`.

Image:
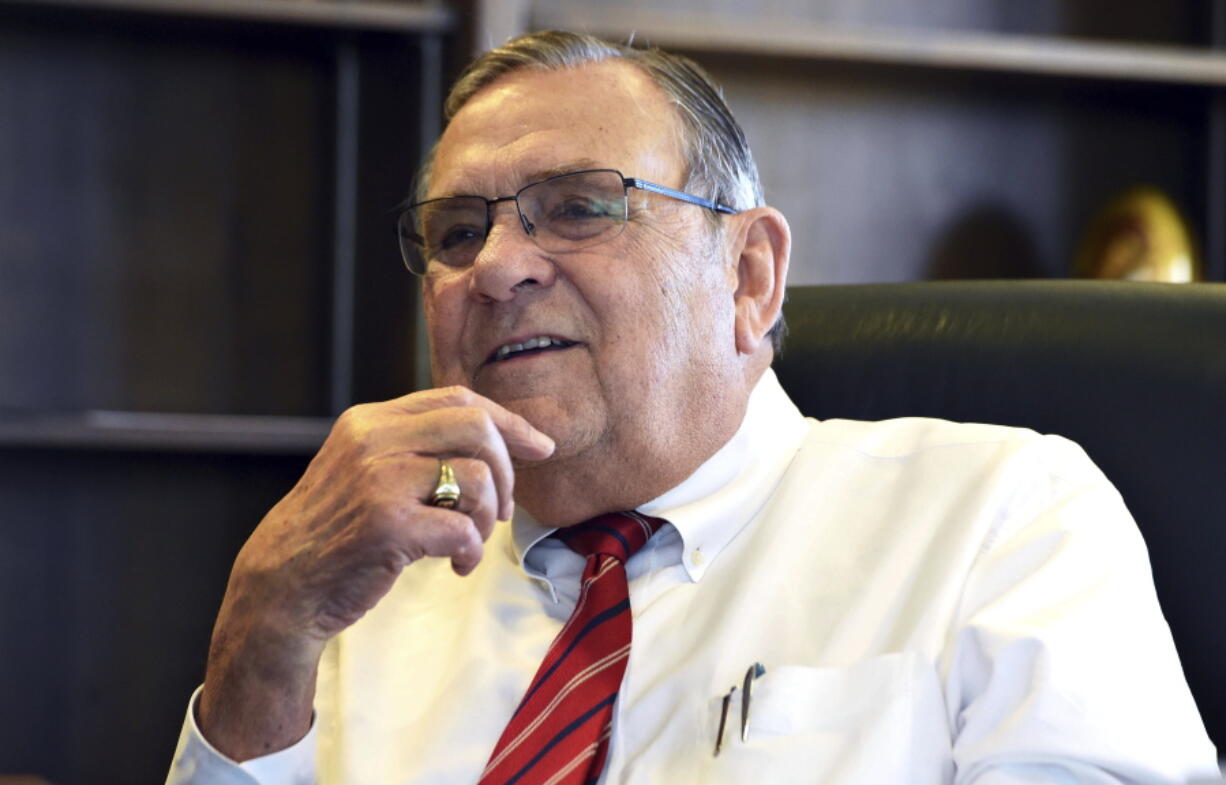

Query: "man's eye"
(552, 196), (618, 221)
(432, 225), (482, 252)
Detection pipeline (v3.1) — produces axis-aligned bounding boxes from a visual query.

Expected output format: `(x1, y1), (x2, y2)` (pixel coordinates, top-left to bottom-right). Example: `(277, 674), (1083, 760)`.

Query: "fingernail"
(534, 431), (555, 452)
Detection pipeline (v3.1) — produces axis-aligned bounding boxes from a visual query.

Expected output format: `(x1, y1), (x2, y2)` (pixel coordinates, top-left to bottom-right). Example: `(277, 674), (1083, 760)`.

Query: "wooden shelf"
(534, 6), (1226, 88)
(2, 0), (455, 33)
(0, 411), (333, 454)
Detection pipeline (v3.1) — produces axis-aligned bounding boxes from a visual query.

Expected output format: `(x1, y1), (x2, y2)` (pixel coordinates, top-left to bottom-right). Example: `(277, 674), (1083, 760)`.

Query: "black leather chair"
(773, 280), (1226, 752)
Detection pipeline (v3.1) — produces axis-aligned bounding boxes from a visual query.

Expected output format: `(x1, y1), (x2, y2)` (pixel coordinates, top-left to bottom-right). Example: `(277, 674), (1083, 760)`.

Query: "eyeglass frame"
(394, 168), (741, 276)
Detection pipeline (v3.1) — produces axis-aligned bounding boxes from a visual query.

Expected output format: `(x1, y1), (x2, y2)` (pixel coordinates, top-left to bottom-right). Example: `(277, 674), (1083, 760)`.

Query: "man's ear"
(729, 206), (791, 355)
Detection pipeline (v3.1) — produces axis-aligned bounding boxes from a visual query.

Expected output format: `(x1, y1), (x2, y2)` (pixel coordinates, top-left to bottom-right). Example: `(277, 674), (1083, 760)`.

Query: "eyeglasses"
(395, 168), (739, 276)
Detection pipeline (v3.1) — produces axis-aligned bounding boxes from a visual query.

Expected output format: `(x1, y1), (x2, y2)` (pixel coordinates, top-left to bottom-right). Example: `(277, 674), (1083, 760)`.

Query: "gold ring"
(428, 459), (461, 509)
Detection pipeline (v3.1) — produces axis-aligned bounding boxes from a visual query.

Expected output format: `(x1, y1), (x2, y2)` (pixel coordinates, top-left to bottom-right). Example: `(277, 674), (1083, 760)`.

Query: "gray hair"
(421, 30), (785, 350)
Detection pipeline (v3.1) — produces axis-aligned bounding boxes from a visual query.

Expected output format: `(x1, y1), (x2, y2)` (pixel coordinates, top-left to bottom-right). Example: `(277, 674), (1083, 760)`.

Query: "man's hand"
(196, 386), (555, 761)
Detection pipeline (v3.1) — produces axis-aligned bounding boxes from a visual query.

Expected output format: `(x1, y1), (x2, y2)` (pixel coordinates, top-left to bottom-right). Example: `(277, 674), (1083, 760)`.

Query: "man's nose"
(468, 203), (556, 302)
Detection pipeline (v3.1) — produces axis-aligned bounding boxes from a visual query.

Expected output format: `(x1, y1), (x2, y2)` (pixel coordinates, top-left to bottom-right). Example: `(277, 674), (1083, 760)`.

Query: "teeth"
(494, 336), (567, 361)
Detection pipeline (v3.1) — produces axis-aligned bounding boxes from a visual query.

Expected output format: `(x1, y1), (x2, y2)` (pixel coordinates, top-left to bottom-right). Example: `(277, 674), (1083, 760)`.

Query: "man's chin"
(494, 393), (600, 462)
(496, 393), (569, 438)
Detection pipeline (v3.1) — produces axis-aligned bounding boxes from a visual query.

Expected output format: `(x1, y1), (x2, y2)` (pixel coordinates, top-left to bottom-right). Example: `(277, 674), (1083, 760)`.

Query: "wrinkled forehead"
(426, 60), (687, 200)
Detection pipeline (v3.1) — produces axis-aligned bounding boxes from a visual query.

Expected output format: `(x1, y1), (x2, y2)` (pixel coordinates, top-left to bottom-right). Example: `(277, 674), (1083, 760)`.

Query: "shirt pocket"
(696, 652), (950, 785)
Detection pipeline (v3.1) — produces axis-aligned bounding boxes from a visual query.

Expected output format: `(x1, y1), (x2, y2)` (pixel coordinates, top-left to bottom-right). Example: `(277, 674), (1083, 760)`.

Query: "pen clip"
(713, 686), (736, 757)
(740, 662), (766, 742)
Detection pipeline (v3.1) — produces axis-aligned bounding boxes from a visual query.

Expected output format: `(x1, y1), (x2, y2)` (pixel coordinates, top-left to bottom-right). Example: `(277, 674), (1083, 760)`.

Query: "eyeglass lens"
(399, 169), (630, 274)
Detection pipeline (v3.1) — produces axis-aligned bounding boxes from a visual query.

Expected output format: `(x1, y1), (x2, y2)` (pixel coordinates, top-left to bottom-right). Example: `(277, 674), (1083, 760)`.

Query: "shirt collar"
(507, 368), (808, 584)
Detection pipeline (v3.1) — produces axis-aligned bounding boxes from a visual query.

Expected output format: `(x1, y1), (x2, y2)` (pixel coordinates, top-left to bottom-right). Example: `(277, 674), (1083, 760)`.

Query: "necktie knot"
(555, 511), (666, 562)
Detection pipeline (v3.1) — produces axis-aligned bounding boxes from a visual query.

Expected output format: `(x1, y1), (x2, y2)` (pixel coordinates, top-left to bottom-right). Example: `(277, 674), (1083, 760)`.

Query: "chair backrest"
(773, 280), (1226, 750)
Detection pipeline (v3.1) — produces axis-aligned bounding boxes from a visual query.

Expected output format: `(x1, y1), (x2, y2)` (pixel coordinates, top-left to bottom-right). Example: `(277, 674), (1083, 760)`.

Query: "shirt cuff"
(164, 685), (317, 785)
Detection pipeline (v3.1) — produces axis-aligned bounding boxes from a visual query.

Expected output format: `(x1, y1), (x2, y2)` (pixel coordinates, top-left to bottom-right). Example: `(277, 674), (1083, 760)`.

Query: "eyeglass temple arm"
(625, 177), (740, 215)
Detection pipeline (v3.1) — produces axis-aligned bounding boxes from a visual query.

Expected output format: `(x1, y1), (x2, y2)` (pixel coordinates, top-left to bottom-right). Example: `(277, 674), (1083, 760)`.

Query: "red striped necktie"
(478, 511), (667, 785)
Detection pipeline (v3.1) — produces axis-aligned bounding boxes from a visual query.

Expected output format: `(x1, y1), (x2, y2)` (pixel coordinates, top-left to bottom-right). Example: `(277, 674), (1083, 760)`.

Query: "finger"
(410, 408), (517, 521)
(371, 453), (499, 541)
(336, 388), (552, 521)
(392, 386), (555, 460)
(337, 404), (517, 521)
(362, 455), (492, 565)
(387, 406), (541, 521)
(403, 506), (485, 576)
(451, 542), (483, 577)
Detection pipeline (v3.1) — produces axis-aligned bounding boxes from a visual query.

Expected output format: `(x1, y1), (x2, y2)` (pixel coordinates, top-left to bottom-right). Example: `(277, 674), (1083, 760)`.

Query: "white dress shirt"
(167, 369), (1217, 785)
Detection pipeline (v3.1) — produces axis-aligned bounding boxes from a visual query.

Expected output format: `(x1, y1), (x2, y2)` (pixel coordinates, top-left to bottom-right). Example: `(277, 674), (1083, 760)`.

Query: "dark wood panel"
(351, 34), (432, 404)
(0, 471), (72, 778)
(0, 449), (309, 785)
(1, 0), (455, 33)
(0, 411), (331, 452)
(709, 59), (1208, 284)
(0, 16), (335, 415)
(532, 0), (1214, 47)
(0, 7), (440, 785)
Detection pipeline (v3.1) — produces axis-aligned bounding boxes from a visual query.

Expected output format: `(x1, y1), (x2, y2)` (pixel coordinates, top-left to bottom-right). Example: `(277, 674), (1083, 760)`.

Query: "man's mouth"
(487, 335), (579, 364)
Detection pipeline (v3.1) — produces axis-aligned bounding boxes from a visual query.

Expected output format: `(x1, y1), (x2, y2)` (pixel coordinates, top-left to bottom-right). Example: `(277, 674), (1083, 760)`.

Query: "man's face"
(422, 60), (741, 478)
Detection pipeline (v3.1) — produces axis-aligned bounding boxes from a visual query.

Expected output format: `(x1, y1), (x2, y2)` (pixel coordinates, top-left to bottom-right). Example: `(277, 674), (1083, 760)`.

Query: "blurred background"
(1, 1), (1223, 782)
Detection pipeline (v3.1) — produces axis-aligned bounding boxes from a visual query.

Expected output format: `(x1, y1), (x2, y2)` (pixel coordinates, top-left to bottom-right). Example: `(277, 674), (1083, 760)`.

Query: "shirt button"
(690, 549), (704, 566)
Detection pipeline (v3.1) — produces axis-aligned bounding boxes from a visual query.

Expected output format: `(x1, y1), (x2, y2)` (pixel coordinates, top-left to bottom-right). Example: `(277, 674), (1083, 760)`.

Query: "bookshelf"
(0, 2), (453, 781)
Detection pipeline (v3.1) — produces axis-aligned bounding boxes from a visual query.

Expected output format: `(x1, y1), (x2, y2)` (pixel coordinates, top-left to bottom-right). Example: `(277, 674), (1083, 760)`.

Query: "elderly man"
(168, 30), (1215, 785)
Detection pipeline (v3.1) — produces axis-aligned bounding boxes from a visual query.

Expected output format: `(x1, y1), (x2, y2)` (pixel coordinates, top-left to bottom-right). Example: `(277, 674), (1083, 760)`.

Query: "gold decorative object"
(1073, 186), (1201, 283)
(428, 459), (461, 509)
